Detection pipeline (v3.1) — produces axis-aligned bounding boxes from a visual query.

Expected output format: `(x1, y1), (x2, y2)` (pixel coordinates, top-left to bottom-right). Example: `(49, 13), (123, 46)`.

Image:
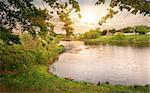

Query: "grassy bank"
(83, 35), (150, 46)
(0, 33), (65, 72)
(0, 33), (150, 93)
(76, 27), (150, 46)
(1, 65), (150, 93)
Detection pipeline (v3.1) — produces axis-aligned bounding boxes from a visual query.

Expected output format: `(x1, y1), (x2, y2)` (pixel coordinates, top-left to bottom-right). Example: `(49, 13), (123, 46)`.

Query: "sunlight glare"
(80, 11), (99, 24)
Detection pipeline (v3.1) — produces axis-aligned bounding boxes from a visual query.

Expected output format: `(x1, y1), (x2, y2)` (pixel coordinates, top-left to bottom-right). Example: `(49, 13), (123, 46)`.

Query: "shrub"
(0, 44), (32, 72)
(0, 33), (64, 72)
(135, 25), (150, 35)
(109, 29), (116, 34)
(123, 27), (134, 33)
(78, 29), (102, 39)
(102, 30), (107, 35)
(113, 34), (125, 40)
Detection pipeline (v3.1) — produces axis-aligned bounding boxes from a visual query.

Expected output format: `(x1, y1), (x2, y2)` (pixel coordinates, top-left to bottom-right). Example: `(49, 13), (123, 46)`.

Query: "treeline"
(78, 25), (150, 40)
(122, 25), (150, 34)
(77, 25), (150, 46)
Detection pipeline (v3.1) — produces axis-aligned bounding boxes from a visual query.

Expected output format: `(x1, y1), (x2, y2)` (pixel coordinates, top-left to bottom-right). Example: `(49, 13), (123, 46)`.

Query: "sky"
(2, 0), (148, 34)
(33, 0), (150, 33)
(70, 0), (150, 33)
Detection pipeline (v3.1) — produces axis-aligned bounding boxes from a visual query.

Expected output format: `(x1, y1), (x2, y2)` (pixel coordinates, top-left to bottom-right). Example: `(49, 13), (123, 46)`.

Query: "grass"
(0, 33), (65, 72)
(1, 65), (150, 93)
(83, 34), (150, 46)
(0, 33), (150, 93)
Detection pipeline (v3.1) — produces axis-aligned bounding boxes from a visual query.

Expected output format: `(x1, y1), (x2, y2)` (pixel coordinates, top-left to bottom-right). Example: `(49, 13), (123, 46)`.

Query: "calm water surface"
(49, 41), (150, 85)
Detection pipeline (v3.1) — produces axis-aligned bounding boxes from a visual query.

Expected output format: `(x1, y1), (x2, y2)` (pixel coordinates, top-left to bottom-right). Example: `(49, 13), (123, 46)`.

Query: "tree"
(96, 0), (150, 25)
(102, 30), (107, 35)
(60, 11), (74, 36)
(123, 27), (134, 33)
(0, 0), (80, 44)
(135, 25), (150, 35)
(0, 27), (20, 45)
(109, 28), (116, 34)
(49, 0), (80, 36)
(98, 8), (118, 25)
(96, 0), (150, 15)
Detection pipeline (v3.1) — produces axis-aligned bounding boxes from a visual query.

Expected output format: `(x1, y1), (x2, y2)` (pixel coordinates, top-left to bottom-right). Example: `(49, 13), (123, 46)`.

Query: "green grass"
(84, 35), (150, 46)
(1, 33), (150, 93)
(1, 65), (149, 93)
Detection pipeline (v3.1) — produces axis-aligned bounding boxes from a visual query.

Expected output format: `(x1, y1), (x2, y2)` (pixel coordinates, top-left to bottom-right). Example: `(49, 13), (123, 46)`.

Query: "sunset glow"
(80, 11), (99, 24)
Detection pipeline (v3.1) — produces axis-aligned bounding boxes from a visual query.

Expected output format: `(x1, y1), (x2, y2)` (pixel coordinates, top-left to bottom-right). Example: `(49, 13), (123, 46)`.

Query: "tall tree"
(45, 0), (80, 36)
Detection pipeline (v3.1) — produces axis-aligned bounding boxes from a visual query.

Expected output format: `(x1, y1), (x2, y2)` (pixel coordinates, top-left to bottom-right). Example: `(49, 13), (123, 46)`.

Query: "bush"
(78, 29), (102, 39)
(0, 44), (32, 71)
(113, 34), (125, 40)
(102, 30), (107, 35)
(123, 27), (134, 33)
(0, 33), (64, 72)
(109, 29), (116, 34)
(135, 25), (150, 35)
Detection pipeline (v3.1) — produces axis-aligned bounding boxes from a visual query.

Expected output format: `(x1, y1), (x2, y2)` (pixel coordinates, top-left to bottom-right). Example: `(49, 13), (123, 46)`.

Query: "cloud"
(69, 0), (150, 32)
(28, 0), (150, 33)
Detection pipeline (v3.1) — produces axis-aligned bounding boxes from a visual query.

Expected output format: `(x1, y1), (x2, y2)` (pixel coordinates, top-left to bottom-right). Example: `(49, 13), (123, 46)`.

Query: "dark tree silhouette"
(96, 0), (150, 15)
(96, 0), (150, 25)
(0, 0), (80, 44)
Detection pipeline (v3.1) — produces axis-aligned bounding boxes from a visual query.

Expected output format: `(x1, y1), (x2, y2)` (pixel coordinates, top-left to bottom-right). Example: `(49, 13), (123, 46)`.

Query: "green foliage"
(53, 1), (80, 36)
(102, 30), (107, 35)
(96, 0), (150, 16)
(135, 25), (150, 35)
(78, 26), (150, 46)
(78, 28), (116, 39)
(123, 27), (135, 33)
(0, 0), (80, 41)
(0, 44), (31, 71)
(1, 1), (150, 92)
(112, 34), (125, 40)
(96, 0), (150, 25)
(109, 29), (116, 34)
(69, 0), (80, 12)
(122, 26), (150, 34)
(0, 27), (20, 45)
(78, 29), (102, 39)
(99, 8), (118, 25)
(0, 1), (54, 40)
(61, 14), (74, 36)
(0, 33), (64, 72)
(43, 0), (80, 37)
(84, 34), (150, 46)
(28, 9), (55, 38)
(1, 65), (149, 93)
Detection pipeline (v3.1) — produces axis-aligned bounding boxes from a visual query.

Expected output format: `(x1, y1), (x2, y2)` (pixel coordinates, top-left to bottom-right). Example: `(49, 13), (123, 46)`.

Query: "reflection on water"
(49, 41), (150, 85)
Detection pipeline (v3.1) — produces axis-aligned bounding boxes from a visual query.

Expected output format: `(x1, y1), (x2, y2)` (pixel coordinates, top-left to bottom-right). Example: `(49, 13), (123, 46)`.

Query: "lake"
(49, 41), (150, 85)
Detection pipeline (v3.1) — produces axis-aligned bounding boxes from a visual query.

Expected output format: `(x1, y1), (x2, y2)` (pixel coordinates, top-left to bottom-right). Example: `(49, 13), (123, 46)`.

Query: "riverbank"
(1, 49), (150, 93)
(0, 34), (150, 93)
(82, 35), (150, 46)
(1, 65), (150, 93)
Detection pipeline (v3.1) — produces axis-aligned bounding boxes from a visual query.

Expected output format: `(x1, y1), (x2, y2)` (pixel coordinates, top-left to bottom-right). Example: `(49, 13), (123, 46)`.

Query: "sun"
(80, 11), (99, 24)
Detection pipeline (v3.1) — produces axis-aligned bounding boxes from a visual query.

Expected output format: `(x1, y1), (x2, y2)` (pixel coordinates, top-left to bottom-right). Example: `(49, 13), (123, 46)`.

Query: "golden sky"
(34, 0), (150, 34)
